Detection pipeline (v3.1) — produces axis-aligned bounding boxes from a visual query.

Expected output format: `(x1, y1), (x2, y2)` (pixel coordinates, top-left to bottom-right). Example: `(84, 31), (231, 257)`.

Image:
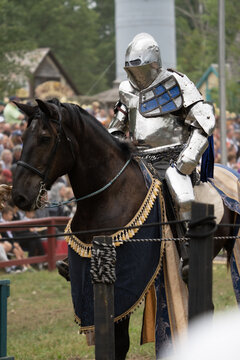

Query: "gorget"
(119, 68), (203, 150)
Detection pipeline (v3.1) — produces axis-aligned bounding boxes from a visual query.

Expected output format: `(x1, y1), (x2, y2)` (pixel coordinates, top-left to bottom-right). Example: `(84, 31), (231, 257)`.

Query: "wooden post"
(47, 219), (57, 271)
(188, 202), (214, 321)
(91, 236), (115, 360)
(0, 280), (14, 360)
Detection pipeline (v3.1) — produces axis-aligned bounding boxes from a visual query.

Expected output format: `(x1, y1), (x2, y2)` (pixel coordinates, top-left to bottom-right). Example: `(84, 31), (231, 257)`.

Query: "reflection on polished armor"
(109, 33), (215, 221)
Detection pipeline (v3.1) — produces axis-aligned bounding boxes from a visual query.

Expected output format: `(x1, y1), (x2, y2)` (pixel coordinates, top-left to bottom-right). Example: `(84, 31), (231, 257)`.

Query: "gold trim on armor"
(64, 176), (161, 258)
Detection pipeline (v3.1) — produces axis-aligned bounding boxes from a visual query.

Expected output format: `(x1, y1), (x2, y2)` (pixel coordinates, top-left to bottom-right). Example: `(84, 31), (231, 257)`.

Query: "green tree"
(85, 0), (115, 94)
(19, 0), (102, 94)
(0, 0), (35, 95)
(176, 0), (240, 112)
(0, 0), (115, 96)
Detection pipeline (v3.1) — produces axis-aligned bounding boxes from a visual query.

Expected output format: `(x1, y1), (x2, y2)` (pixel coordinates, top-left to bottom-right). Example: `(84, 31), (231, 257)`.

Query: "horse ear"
(35, 99), (56, 117)
(13, 102), (35, 117)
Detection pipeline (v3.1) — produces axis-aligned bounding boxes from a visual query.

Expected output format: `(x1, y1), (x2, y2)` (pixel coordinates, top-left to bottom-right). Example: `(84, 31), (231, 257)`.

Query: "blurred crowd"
(214, 115), (240, 173)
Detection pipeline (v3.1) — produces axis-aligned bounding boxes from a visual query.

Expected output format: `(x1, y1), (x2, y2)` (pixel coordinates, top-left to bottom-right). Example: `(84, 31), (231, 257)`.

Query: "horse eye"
(41, 136), (51, 144)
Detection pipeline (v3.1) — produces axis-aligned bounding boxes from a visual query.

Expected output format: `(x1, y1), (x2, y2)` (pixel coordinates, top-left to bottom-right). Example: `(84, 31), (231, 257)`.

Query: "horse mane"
(29, 98), (133, 158)
(59, 100), (133, 158)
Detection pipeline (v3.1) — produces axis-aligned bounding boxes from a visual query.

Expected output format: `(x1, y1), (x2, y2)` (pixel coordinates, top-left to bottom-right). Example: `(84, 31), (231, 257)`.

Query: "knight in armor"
(108, 33), (215, 223)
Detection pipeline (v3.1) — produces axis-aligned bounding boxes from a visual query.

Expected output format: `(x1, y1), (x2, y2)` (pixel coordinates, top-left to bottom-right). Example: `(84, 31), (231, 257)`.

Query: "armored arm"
(108, 100), (128, 138)
(176, 101), (215, 175)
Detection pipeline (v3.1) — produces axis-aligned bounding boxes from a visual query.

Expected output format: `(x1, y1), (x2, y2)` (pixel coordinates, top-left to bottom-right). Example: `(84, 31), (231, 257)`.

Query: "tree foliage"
(0, 0), (115, 96)
(0, 0), (239, 111)
(175, 0), (240, 112)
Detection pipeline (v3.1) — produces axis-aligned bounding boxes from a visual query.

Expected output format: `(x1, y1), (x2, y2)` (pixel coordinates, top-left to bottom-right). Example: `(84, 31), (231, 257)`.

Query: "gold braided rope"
(65, 177), (161, 258)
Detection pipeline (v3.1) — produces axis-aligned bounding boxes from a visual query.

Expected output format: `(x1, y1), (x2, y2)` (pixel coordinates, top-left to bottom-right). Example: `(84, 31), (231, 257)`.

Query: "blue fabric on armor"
(161, 101), (177, 112)
(155, 85), (165, 95)
(168, 85), (180, 97)
(200, 134), (214, 182)
(140, 98), (158, 112)
(139, 75), (183, 117)
(230, 214), (240, 305)
(158, 93), (170, 105)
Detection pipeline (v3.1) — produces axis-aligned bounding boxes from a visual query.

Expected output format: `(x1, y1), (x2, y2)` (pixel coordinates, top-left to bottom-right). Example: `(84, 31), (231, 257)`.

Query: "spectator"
(0, 239), (17, 273)
(227, 153), (237, 169)
(47, 177), (68, 207)
(2, 123), (12, 137)
(10, 130), (22, 146)
(7, 200), (24, 221)
(96, 108), (107, 124)
(0, 134), (4, 155)
(14, 210), (45, 263)
(103, 108), (114, 129)
(19, 120), (27, 133)
(2, 134), (14, 151)
(88, 101), (100, 117)
(0, 169), (12, 185)
(0, 206), (28, 272)
(3, 96), (25, 125)
(12, 144), (22, 163)
(226, 123), (238, 153)
(0, 149), (13, 170)
(59, 185), (75, 217)
(0, 101), (5, 123)
(11, 145), (22, 176)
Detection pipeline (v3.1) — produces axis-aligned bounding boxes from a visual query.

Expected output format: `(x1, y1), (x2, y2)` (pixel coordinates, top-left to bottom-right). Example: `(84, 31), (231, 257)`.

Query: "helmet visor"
(124, 63), (158, 90)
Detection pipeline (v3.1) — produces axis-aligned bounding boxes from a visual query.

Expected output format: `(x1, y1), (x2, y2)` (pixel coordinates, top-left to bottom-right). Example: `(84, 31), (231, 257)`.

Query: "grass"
(0, 263), (237, 360)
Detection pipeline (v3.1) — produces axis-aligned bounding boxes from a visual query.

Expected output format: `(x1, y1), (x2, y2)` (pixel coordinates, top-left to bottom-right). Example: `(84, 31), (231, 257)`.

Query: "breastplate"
(129, 108), (189, 148)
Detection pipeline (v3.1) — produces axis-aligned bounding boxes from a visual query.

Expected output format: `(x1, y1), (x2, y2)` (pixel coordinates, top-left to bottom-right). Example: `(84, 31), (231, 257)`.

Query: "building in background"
(10, 48), (79, 100)
(115, 0), (176, 82)
(197, 64), (231, 102)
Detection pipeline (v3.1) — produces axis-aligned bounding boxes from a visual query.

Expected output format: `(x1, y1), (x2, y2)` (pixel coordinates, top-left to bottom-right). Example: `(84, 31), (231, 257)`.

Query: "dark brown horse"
(12, 98), (236, 359)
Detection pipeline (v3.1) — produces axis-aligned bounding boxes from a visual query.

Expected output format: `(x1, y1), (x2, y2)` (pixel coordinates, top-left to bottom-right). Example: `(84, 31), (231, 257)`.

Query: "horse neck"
(66, 121), (147, 234)
(68, 121), (129, 202)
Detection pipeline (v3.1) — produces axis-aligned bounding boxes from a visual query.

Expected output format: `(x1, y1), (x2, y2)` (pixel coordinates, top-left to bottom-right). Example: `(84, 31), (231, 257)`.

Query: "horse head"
(12, 99), (77, 210)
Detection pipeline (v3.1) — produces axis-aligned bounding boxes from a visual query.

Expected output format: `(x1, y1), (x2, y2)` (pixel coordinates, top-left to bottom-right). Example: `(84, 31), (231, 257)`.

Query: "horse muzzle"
(12, 188), (37, 211)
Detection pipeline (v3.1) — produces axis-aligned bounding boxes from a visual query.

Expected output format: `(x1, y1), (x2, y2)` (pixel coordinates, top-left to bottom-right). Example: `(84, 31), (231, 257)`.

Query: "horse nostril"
(13, 194), (29, 210)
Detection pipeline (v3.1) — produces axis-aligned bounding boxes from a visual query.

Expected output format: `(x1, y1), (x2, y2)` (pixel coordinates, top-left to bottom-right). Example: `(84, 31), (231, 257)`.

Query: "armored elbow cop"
(176, 129), (209, 175)
(108, 101), (128, 137)
(176, 101), (215, 175)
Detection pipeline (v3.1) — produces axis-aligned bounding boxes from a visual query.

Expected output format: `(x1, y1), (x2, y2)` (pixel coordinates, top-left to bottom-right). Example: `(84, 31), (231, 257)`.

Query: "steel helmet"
(124, 33), (162, 90)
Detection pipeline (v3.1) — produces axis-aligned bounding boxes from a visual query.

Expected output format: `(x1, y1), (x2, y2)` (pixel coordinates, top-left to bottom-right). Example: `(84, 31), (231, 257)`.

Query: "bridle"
(16, 104), (132, 209)
(17, 106), (75, 208)
(18, 117), (62, 184)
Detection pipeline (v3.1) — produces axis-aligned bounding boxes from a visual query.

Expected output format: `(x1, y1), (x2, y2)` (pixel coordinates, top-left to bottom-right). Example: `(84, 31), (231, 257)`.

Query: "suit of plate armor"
(109, 33), (215, 221)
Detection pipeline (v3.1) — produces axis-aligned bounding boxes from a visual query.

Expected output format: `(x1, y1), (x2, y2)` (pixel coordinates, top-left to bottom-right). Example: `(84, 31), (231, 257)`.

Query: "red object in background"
(42, 238), (68, 255)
